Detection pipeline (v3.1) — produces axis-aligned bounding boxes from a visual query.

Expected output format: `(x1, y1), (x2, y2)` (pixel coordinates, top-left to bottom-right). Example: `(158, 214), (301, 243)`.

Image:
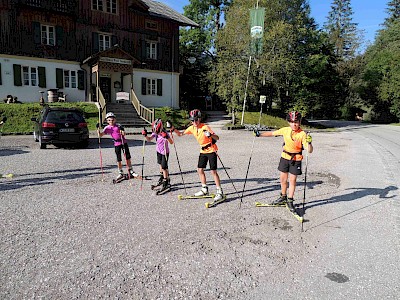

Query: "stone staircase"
(105, 103), (150, 129)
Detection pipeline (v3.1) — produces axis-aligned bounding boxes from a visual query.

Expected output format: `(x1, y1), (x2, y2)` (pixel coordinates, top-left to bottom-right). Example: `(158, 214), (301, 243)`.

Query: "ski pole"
(215, 152), (241, 198)
(169, 128), (187, 195)
(301, 132), (310, 232)
(96, 122), (104, 179)
(240, 102), (264, 208)
(141, 127), (146, 190)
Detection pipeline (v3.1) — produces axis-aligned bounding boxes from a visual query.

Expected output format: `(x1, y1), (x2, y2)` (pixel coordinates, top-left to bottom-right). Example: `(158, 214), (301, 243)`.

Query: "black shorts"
(198, 152), (218, 170)
(115, 143), (131, 162)
(278, 157), (302, 175)
(157, 152), (169, 170)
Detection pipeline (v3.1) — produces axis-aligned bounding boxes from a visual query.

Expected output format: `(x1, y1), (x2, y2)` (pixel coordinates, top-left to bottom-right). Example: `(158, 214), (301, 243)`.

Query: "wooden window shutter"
(112, 35), (118, 47)
(92, 32), (99, 53)
(0, 63), (2, 85)
(141, 77), (146, 95)
(38, 66), (46, 88)
(142, 39), (147, 60)
(56, 26), (63, 47)
(13, 64), (22, 86)
(33, 22), (41, 44)
(157, 42), (161, 60)
(56, 68), (63, 88)
(157, 79), (162, 96)
(77, 70), (84, 90)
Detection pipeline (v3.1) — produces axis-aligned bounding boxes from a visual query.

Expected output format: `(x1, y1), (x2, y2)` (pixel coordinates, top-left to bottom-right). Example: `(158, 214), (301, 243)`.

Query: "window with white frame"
(92, 0), (103, 11)
(23, 66), (38, 86)
(64, 70), (77, 88)
(41, 25), (55, 46)
(99, 34), (112, 51)
(92, 0), (117, 14)
(146, 78), (157, 95)
(146, 41), (158, 59)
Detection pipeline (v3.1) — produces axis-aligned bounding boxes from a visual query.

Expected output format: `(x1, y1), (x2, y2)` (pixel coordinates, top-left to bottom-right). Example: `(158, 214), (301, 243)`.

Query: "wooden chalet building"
(0, 0), (197, 122)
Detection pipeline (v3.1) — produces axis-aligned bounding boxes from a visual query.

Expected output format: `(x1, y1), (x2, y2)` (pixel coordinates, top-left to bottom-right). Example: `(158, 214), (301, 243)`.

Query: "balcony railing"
(20, 0), (75, 13)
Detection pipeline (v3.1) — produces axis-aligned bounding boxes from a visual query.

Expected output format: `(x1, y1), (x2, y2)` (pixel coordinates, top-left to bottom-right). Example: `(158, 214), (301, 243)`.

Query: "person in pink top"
(142, 118), (173, 194)
(97, 112), (137, 181)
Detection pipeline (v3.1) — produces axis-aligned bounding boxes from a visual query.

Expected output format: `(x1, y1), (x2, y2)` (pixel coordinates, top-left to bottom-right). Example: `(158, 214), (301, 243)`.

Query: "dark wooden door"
(100, 77), (111, 102)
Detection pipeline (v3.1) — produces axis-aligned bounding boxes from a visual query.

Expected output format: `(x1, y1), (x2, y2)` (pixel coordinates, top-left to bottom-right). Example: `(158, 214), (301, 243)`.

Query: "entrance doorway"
(100, 77), (111, 102)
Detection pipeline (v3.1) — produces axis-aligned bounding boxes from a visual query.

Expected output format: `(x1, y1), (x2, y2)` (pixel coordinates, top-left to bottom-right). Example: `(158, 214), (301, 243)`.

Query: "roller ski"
(256, 195), (303, 222)
(286, 199), (303, 223)
(255, 194), (287, 207)
(112, 170), (144, 184)
(205, 192), (227, 208)
(155, 179), (171, 195)
(151, 174), (164, 190)
(177, 186), (214, 200)
(255, 202), (285, 207)
(1, 173), (13, 179)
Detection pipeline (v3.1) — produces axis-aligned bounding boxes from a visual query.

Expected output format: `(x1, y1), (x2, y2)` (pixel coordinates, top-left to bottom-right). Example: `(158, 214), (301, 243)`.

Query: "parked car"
(31, 107), (89, 149)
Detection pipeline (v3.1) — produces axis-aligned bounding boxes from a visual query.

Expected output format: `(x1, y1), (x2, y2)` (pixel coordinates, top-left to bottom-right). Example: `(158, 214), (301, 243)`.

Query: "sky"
(157, 0), (388, 46)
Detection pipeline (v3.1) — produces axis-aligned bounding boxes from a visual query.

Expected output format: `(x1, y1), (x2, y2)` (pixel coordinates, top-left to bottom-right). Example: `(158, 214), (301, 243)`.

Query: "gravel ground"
(0, 119), (398, 299)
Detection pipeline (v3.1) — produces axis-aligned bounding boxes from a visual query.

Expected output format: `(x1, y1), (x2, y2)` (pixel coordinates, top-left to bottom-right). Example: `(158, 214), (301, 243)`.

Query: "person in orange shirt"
(254, 111), (313, 213)
(171, 109), (225, 201)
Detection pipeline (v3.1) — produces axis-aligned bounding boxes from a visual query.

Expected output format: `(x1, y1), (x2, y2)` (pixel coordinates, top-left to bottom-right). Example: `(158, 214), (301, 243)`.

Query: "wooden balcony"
(18, 0), (77, 14)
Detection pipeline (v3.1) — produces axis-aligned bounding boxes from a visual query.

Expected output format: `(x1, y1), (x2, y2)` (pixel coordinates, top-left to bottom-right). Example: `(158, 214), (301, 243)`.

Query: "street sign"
(259, 95), (266, 103)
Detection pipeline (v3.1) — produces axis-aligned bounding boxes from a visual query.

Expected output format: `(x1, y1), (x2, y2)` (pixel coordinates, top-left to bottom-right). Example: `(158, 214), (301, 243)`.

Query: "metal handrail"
(130, 89), (154, 124)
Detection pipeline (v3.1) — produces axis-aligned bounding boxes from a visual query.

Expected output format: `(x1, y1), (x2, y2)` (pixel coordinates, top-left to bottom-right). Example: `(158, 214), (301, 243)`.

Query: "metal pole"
(239, 102), (264, 207)
(240, 56), (252, 125)
(301, 132), (310, 232)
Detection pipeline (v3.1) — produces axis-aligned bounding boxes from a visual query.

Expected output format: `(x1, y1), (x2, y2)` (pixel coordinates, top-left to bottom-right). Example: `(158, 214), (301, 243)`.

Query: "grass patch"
(233, 112), (289, 129)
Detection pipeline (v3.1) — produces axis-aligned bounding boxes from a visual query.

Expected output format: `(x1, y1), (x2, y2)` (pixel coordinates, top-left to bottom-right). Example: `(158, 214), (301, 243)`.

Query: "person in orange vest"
(254, 111), (313, 213)
(170, 109), (225, 201)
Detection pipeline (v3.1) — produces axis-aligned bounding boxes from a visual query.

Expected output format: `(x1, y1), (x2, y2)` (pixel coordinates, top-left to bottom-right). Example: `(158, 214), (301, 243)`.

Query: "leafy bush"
(154, 107), (190, 129)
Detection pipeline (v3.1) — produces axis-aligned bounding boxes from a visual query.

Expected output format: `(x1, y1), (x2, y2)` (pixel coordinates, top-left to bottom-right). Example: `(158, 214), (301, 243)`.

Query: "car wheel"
(33, 131), (39, 142)
(39, 136), (46, 149)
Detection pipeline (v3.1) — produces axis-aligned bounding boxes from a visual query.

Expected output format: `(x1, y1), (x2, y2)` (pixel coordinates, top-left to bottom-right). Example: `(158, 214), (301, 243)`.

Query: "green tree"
(323, 0), (360, 60)
(384, 0), (400, 27)
(179, 0), (232, 109)
(360, 19), (400, 122)
(323, 0), (366, 120)
(214, 0), (341, 119)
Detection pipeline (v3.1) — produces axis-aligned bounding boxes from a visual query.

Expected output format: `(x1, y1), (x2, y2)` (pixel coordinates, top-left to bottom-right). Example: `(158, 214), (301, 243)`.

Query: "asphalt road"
(0, 121), (399, 299)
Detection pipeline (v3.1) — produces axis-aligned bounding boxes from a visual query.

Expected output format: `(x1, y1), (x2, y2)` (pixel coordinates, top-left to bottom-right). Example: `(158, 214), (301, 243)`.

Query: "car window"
(46, 111), (84, 123)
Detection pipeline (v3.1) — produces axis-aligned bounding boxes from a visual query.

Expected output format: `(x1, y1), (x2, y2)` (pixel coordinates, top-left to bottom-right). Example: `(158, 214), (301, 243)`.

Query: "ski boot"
(205, 189), (226, 208)
(156, 178), (171, 195)
(269, 193), (287, 206)
(151, 173), (164, 190)
(128, 169), (138, 179)
(194, 186), (209, 197)
(285, 197), (303, 222)
(112, 172), (126, 184)
(286, 197), (296, 213)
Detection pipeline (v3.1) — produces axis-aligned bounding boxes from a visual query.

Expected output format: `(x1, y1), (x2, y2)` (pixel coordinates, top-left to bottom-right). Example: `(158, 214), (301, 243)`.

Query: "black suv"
(31, 106), (89, 149)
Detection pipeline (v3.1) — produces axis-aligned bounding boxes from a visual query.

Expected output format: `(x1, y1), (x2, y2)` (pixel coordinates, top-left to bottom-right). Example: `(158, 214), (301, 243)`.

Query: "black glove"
(96, 122), (100, 128)
(253, 129), (260, 137)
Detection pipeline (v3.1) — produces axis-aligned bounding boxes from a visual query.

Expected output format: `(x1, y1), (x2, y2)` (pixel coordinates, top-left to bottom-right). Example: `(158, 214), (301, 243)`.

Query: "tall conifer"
(323, 0), (359, 60)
